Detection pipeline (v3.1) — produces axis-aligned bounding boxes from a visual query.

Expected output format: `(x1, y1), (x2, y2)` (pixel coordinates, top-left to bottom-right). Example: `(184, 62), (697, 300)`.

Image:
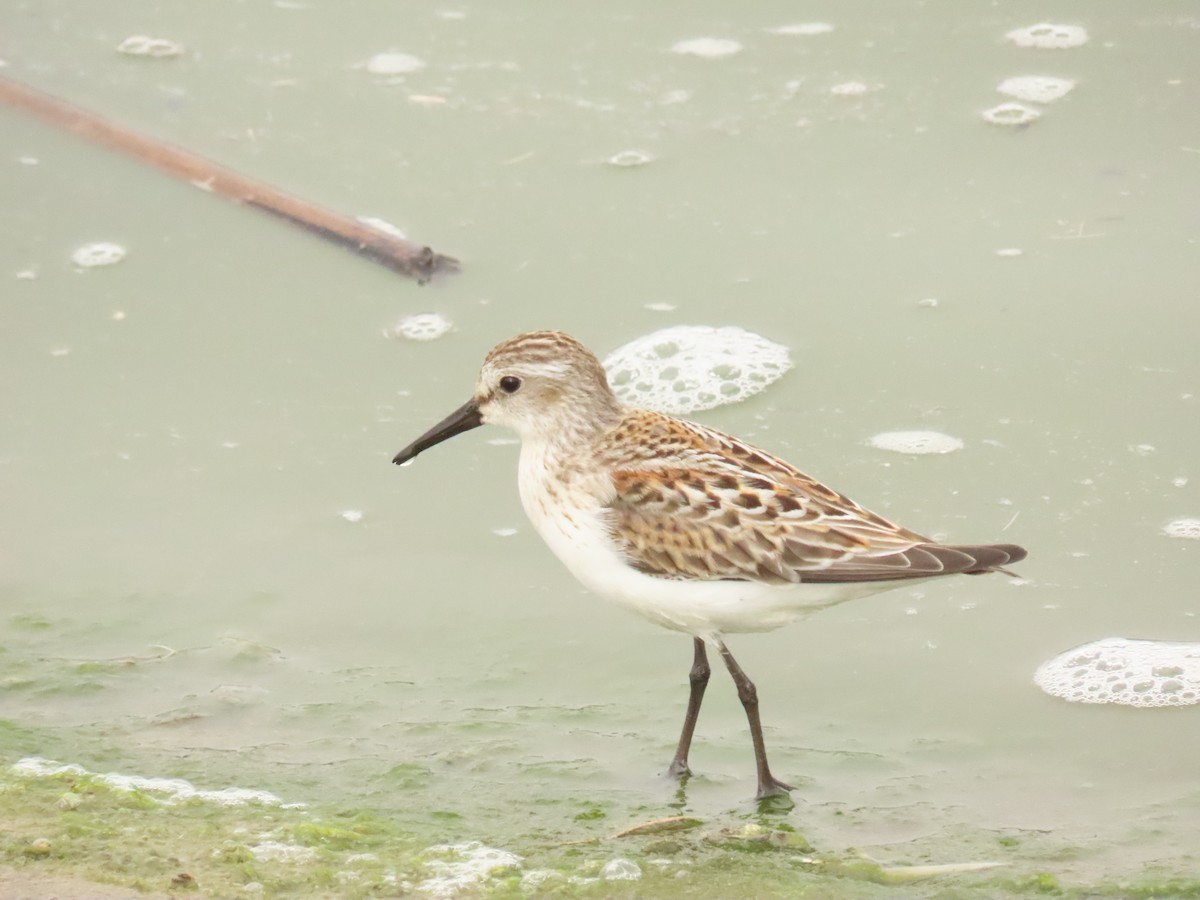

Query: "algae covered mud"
(4, 0), (1200, 897)
(0, 641), (1196, 900)
(2, 743), (1197, 900)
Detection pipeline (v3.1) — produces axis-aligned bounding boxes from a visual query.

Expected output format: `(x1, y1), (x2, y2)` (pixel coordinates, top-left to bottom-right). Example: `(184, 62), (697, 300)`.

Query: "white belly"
(518, 470), (893, 638)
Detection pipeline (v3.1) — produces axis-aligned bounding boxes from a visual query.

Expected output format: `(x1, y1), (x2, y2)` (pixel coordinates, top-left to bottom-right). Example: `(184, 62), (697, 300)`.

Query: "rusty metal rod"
(0, 76), (458, 283)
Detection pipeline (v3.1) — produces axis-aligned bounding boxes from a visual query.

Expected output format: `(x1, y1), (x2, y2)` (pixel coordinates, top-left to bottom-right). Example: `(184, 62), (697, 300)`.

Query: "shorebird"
(393, 331), (1026, 799)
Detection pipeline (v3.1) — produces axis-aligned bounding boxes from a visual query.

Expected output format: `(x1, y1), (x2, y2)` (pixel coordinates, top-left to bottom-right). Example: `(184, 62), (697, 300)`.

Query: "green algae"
(4, 741), (1200, 900)
(0, 761), (421, 899)
(8, 615), (54, 632)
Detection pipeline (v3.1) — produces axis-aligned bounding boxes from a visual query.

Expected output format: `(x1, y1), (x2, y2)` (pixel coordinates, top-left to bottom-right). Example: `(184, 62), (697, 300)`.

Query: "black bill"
(393, 399), (483, 465)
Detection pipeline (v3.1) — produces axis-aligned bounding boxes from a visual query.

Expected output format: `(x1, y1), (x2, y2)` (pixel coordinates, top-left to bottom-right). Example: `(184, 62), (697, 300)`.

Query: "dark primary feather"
(796, 542), (1026, 583)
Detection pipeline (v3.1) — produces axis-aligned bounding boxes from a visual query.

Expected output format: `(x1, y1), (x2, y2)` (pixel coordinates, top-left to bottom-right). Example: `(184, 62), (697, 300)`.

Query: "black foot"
(667, 760), (692, 779)
(754, 775), (794, 801)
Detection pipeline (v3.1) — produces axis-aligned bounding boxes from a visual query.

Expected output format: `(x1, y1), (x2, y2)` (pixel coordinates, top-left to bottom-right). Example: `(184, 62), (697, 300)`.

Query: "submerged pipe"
(0, 75), (459, 283)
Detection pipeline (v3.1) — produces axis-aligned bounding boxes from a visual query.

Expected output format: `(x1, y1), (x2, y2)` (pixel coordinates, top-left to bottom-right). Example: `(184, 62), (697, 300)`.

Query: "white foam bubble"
(995, 247), (1024, 257)
(1035, 638), (1200, 707)
(71, 242), (126, 267)
(117, 35), (184, 57)
(11, 757), (290, 806)
(981, 102), (1041, 127)
(669, 37), (742, 59)
(341, 509), (364, 523)
(419, 842), (522, 897)
(1006, 24), (1089, 50)
(392, 313), (452, 341)
(606, 149), (653, 168)
(1163, 518), (1200, 540)
(768, 23), (835, 36)
(830, 81), (873, 96)
(361, 52), (427, 75)
(600, 858), (642, 881)
(997, 75), (1076, 103)
(603, 326), (792, 415)
(868, 431), (964, 455)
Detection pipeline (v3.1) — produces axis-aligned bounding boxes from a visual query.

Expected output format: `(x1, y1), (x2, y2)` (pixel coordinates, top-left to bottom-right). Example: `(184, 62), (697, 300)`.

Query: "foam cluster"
(71, 242), (126, 267)
(831, 81), (873, 97)
(981, 102), (1041, 127)
(984, 26), (1084, 128)
(606, 150), (653, 168)
(420, 842), (523, 897)
(359, 51), (426, 75)
(603, 325), (792, 415)
(1005, 23), (1089, 49)
(1034, 638), (1200, 708)
(868, 430), (964, 455)
(768, 23), (834, 36)
(669, 37), (742, 59)
(11, 757), (289, 805)
(392, 313), (452, 341)
(1163, 518), (1200, 540)
(117, 35), (184, 58)
(998, 76), (1076, 103)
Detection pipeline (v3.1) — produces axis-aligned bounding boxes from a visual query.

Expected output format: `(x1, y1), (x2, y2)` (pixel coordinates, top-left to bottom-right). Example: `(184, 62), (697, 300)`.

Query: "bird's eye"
(499, 375), (522, 394)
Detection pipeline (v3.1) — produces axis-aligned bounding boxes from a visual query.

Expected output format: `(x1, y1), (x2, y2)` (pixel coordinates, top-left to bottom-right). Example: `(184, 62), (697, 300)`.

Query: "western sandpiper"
(394, 331), (1026, 800)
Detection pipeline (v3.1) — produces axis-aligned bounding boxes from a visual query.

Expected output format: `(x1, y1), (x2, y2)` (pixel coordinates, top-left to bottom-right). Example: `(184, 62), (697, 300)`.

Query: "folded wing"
(602, 415), (1025, 585)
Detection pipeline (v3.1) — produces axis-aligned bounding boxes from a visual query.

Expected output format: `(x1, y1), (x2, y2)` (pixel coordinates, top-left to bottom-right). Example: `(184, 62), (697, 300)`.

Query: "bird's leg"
(717, 640), (794, 799)
(667, 637), (711, 778)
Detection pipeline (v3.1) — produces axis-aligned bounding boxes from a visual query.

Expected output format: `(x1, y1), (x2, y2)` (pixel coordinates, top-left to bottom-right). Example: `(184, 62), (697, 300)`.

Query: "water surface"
(2, 0), (1199, 894)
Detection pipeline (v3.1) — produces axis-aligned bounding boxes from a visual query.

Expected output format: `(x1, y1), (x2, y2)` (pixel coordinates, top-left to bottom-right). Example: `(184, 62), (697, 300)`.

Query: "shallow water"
(2, 0), (1200, 894)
